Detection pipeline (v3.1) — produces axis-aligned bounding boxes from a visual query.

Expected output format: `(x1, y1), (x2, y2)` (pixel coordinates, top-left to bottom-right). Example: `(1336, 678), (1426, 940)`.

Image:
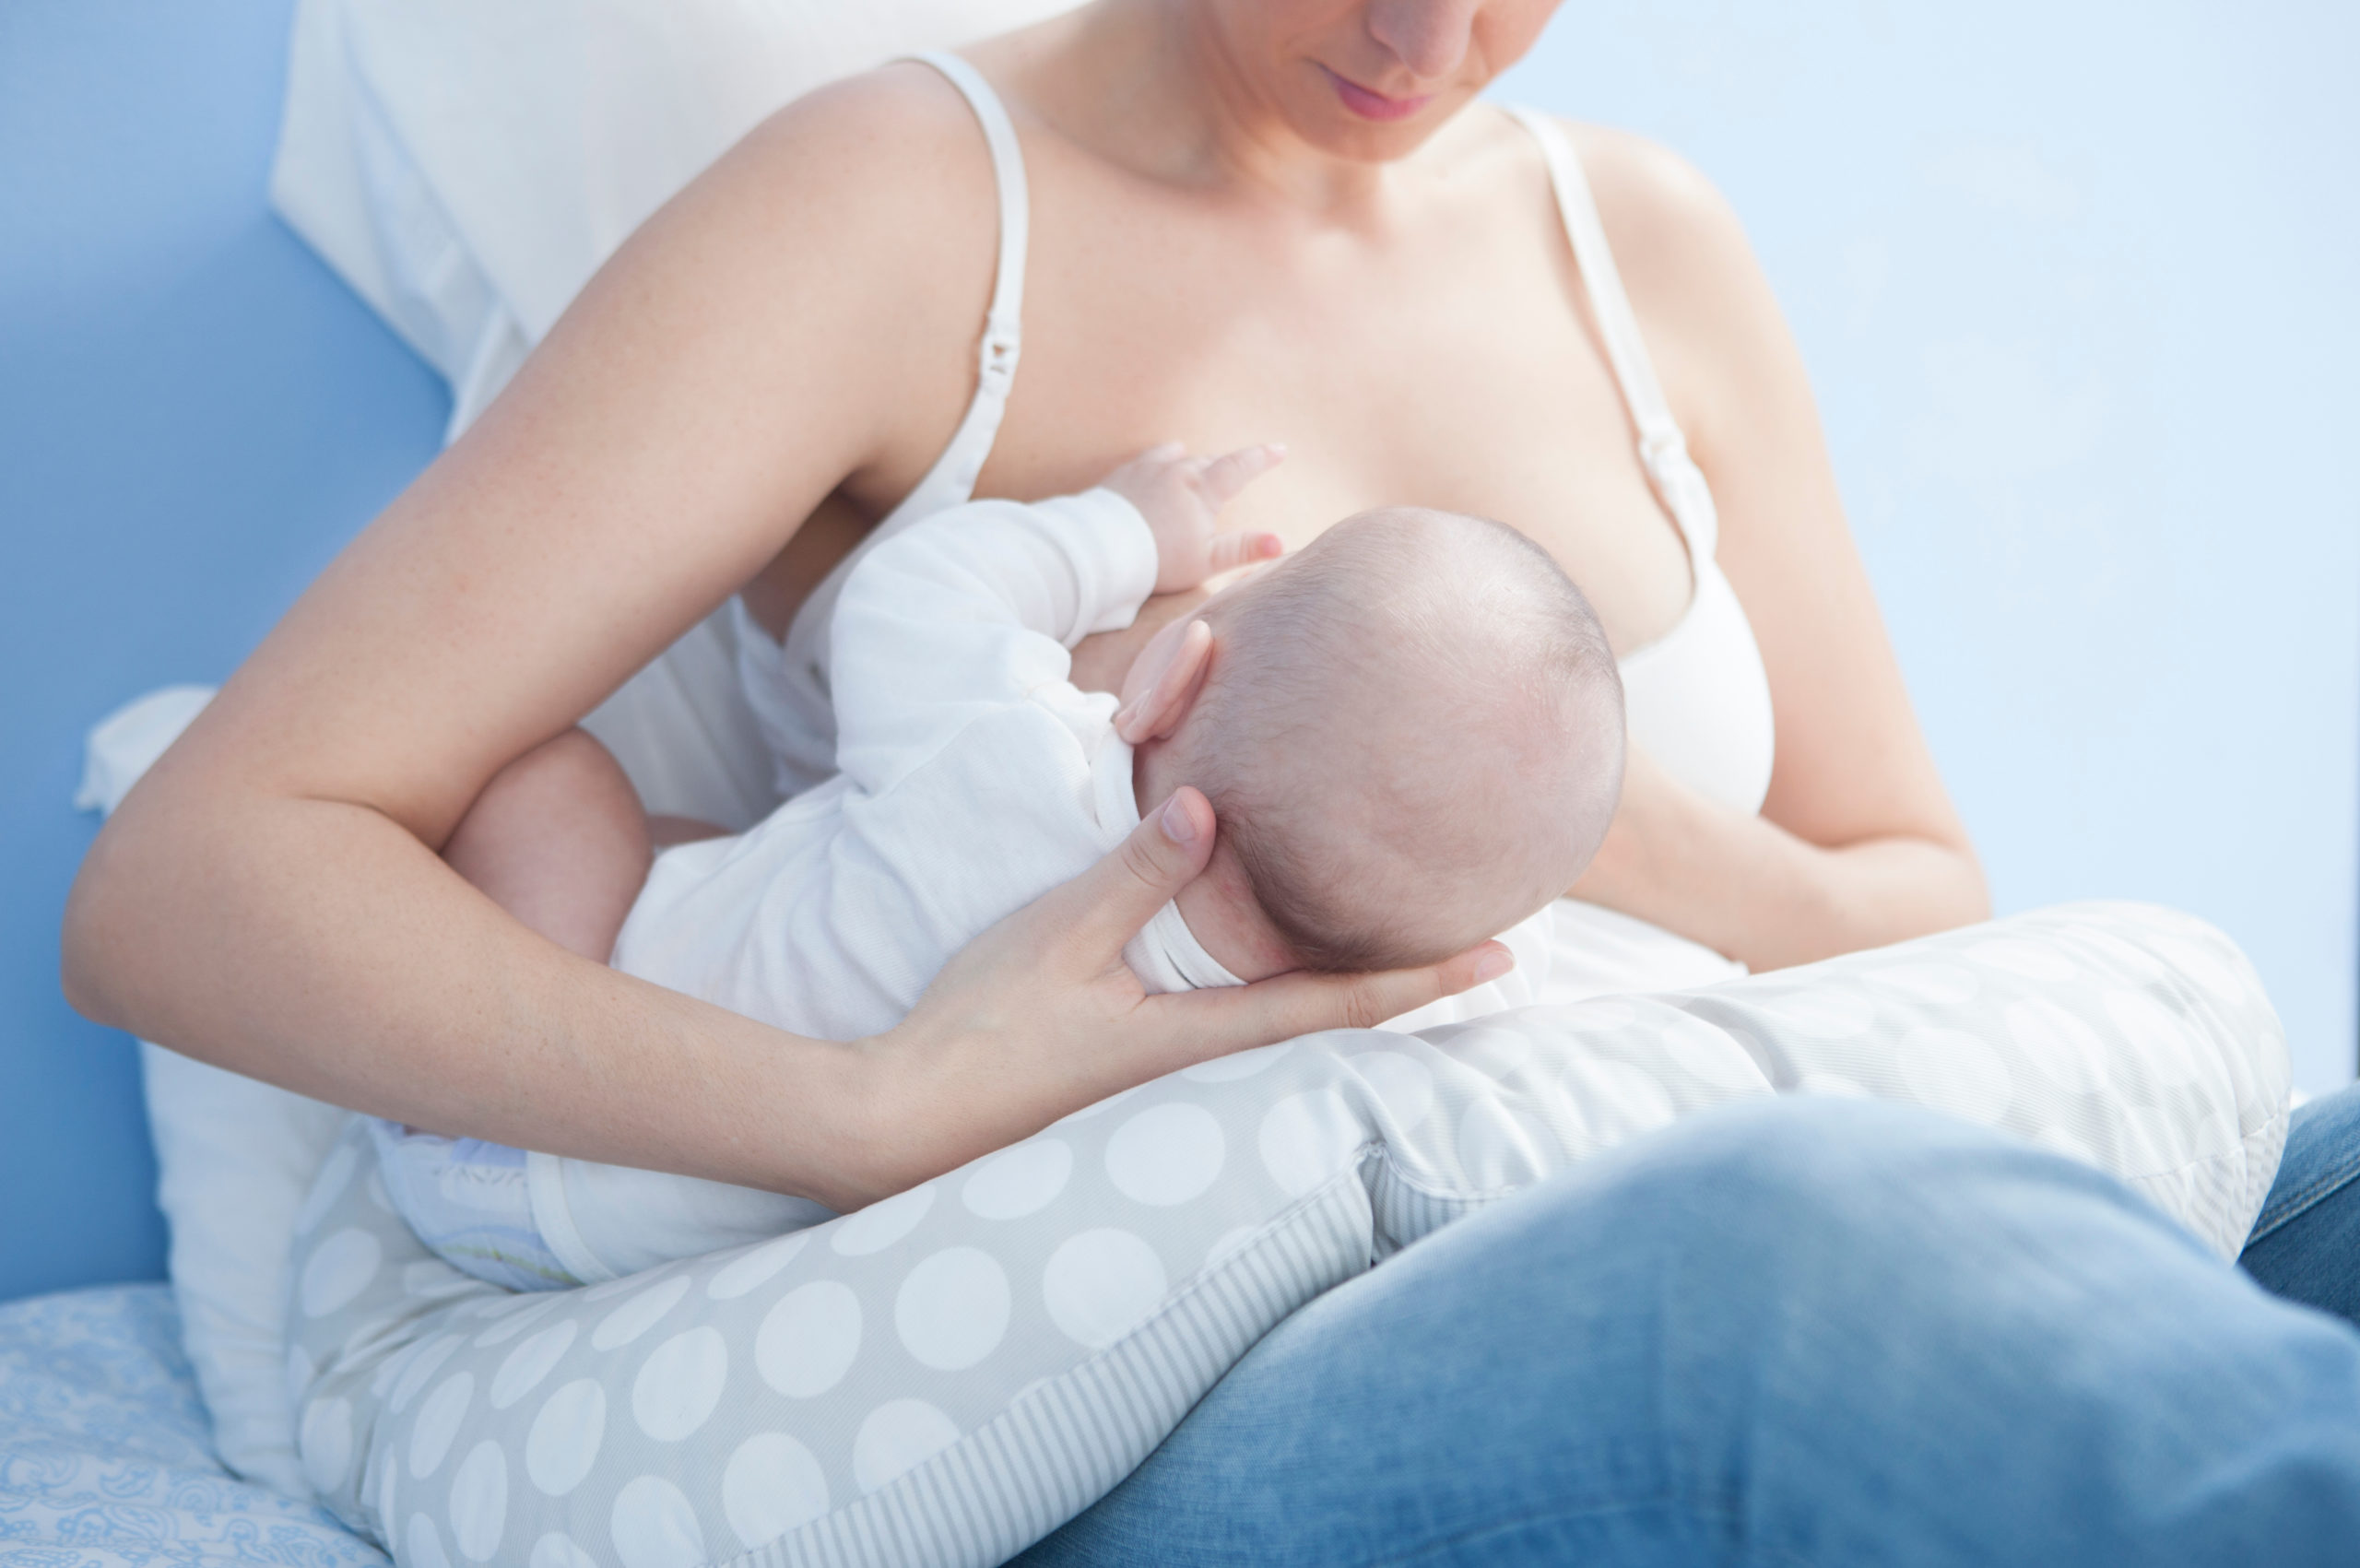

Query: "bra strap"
(775, 53), (1034, 686)
(1507, 106), (1720, 561)
(914, 53), (1028, 406)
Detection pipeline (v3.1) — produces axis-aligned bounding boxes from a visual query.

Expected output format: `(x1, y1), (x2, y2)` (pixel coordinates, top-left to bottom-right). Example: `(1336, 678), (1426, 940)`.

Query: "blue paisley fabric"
(0, 1284), (379, 1568)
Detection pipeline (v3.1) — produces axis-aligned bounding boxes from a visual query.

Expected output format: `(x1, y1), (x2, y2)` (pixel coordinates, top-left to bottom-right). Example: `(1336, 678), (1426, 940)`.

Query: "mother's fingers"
(1124, 940), (1515, 1079)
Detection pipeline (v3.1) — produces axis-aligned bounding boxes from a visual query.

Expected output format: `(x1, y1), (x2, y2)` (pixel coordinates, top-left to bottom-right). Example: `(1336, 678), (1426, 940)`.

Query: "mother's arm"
(59, 72), (1486, 1211)
(1570, 129), (1990, 972)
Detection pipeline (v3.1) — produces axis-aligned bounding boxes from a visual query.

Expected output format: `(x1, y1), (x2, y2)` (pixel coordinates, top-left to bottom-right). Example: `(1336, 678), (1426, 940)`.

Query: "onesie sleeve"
(828, 489), (1159, 796)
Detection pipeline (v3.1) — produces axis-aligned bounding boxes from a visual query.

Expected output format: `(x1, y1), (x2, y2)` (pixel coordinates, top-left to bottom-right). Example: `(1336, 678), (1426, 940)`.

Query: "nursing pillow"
(99, 680), (2295, 1534)
(286, 902), (2289, 1567)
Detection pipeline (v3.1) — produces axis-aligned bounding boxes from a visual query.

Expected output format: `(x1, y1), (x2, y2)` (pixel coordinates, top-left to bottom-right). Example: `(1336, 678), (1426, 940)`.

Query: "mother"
(64, 0), (2360, 1560)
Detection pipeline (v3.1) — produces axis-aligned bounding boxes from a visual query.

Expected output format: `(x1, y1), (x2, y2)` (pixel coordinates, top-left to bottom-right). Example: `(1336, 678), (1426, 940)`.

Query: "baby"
(374, 445), (1626, 1290)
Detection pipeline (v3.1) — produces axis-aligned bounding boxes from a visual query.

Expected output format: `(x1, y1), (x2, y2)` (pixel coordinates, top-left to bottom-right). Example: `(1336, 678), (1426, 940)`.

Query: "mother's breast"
(1619, 560), (1776, 817)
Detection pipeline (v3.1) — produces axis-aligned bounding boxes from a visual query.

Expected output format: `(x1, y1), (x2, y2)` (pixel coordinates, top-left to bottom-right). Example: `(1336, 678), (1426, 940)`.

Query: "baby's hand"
(1101, 442), (1286, 593)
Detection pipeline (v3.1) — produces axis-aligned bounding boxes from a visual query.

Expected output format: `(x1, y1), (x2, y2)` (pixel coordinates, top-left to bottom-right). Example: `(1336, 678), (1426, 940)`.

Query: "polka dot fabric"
(288, 902), (2289, 1568)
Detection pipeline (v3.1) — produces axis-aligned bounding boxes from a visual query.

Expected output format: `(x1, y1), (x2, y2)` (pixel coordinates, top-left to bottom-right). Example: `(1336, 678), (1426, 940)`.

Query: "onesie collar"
(1091, 737), (1245, 995)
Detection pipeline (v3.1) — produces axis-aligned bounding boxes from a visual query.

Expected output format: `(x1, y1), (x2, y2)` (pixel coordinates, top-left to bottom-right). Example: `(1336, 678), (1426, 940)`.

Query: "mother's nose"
(1363, 0), (1485, 82)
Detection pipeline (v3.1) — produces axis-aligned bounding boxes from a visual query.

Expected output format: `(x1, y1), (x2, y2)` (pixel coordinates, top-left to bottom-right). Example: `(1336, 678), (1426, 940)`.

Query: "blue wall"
(0, 0), (449, 1301)
(2, 0), (2354, 1302)
(1503, 1), (2360, 1092)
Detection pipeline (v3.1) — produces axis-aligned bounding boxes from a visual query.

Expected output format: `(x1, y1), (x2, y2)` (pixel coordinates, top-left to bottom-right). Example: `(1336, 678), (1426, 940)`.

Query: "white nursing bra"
(749, 56), (1776, 883)
(1620, 560), (1777, 818)
(1505, 104), (1776, 819)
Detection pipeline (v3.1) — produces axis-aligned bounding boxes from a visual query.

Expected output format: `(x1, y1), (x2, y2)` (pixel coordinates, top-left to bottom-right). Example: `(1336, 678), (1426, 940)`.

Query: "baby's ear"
(1115, 619), (1214, 745)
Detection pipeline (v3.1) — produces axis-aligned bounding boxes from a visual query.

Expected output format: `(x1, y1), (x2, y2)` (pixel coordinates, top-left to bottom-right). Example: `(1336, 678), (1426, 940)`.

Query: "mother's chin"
(1178, 0), (1564, 161)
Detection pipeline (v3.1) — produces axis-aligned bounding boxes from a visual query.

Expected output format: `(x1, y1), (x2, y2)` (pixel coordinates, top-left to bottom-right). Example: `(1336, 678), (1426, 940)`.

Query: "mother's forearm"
(1573, 775), (1990, 973)
(63, 787), (872, 1202)
(1711, 827), (1989, 973)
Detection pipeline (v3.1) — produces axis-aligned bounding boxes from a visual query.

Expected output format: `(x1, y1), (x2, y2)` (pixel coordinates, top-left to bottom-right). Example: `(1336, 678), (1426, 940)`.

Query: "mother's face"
(1202, 0), (1564, 159)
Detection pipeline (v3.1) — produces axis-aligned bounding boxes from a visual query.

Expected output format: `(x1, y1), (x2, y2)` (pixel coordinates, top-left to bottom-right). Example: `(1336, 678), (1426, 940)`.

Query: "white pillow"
(269, 0), (1082, 438)
(124, 2), (1084, 1493)
(91, 643), (770, 1494)
(80, 688), (350, 1497)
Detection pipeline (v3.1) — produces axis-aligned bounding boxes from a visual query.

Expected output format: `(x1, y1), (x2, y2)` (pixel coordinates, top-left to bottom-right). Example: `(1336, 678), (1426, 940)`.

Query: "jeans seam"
(1362, 1496), (1821, 1568)
(2245, 1098), (2360, 1245)
(2247, 1147), (2360, 1245)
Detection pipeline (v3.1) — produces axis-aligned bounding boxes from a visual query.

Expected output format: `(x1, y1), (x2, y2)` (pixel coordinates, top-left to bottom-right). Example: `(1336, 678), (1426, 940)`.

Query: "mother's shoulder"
(642, 61), (1004, 371)
(726, 61), (1000, 218)
(1525, 117), (1781, 383)
(675, 60), (1005, 291)
(1540, 119), (1753, 280)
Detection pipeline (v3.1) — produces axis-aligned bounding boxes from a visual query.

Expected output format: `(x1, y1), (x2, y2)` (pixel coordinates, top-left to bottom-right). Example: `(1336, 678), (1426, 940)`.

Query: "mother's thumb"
(1068, 787), (1216, 956)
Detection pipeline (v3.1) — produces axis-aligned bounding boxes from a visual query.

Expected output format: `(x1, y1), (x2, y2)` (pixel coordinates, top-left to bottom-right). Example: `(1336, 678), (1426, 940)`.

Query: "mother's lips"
(1321, 65), (1435, 123)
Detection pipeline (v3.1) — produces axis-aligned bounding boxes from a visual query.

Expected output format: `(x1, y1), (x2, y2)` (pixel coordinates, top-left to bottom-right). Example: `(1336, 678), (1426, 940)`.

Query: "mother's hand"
(846, 785), (1505, 1208)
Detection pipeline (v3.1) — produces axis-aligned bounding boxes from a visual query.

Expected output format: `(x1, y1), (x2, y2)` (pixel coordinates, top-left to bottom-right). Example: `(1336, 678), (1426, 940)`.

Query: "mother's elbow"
(1901, 838), (1991, 942)
(61, 813), (144, 1027)
(59, 782), (203, 1031)
(1944, 838), (1994, 926)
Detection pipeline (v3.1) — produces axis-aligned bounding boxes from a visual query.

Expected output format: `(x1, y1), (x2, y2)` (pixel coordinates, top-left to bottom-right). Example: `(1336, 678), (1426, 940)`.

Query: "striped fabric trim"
(741, 1172), (1378, 1568)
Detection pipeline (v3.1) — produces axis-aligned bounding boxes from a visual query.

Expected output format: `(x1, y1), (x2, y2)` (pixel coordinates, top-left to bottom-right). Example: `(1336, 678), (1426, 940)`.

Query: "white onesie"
(376, 489), (1551, 1290)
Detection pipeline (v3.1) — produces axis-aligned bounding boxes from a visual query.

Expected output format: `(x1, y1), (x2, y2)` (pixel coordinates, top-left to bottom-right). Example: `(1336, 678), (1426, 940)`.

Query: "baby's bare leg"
(442, 728), (660, 962)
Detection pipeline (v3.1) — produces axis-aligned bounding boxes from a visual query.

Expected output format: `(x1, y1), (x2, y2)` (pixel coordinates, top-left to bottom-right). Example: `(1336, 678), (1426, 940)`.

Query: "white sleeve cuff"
(1034, 488), (1160, 641)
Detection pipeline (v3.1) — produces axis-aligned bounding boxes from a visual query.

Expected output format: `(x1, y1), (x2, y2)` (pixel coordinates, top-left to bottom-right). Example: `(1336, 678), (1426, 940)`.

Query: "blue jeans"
(1018, 1090), (2360, 1566)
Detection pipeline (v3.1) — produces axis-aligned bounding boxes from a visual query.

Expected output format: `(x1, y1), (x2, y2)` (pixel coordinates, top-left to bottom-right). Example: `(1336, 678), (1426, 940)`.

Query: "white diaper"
(365, 1120), (580, 1291)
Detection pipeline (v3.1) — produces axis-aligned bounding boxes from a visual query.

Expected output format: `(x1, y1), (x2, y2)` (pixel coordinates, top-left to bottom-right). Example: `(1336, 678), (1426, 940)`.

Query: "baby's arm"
(441, 728), (714, 963)
(828, 445), (1280, 796)
(454, 442), (1283, 954)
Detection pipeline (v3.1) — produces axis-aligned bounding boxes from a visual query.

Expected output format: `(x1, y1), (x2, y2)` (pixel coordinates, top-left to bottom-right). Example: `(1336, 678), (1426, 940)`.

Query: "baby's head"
(1127, 507), (1624, 978)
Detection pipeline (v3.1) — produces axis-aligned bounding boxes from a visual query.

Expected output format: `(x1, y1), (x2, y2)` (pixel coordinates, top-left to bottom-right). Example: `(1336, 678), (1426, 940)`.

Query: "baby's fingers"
(1193, 442), (1286, 508)
(1205, 529), (1285, 575)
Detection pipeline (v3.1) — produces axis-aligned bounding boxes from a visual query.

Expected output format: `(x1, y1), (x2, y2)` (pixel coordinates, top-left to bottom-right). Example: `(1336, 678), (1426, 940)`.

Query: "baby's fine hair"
(1174, 507), (1626, 972)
